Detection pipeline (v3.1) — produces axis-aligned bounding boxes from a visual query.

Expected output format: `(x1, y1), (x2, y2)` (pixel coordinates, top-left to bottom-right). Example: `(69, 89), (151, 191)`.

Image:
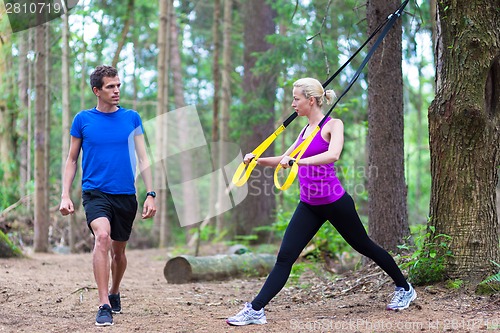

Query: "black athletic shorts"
(82, 190), (138, 242)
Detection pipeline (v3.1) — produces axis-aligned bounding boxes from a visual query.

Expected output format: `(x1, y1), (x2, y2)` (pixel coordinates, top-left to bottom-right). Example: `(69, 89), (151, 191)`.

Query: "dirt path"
(1, 249), (499, 333)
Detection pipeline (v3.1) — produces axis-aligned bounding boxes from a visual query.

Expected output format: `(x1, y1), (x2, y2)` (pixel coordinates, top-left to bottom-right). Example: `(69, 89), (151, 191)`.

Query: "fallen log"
(164, 253), (276, 284)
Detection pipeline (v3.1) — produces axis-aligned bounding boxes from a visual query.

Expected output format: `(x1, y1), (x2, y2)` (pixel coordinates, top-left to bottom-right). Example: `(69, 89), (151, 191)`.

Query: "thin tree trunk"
(111, 0), (135, 68)
(62, 13), (76, 251)
(27, 28), (34, 211)
(155, 0), (172, 248)
(217, 0), (232, 232)
(44, 22), (51, 244)
(18, 32), (29, 199)
(170, 15), (200, 235)
(367, 0), (409, 252)
(207, 0), (221, 234)
(34, 21), (49, 252)
(428, 0), (500, 283)
(0, 28), (17, 197)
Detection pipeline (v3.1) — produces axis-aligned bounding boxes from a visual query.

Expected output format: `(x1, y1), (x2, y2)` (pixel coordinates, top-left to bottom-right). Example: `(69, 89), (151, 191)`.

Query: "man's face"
(94, 76), (121, 106)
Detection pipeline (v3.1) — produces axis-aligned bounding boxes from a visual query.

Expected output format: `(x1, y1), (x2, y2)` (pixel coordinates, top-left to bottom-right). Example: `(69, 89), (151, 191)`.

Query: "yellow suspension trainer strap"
(273, 125), (320, 191)
(232, 113), (297, 187)
(232, 124), (286, 187)
(273, 0), (409, 191)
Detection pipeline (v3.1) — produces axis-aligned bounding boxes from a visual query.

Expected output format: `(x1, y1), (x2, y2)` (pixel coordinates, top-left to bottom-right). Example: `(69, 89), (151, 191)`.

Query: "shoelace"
(389, 288), (407, 305)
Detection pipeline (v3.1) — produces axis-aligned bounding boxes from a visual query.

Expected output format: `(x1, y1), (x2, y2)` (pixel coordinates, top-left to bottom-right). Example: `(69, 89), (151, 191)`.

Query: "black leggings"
(251, 192), (408, 310)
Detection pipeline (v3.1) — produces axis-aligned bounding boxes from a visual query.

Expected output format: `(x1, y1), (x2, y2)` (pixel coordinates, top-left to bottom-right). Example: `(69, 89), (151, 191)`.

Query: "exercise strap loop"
(273, 0), (409, 191)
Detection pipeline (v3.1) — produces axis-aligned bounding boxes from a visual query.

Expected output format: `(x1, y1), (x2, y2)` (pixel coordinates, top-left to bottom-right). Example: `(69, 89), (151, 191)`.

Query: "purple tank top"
(295, 117), (345, 205)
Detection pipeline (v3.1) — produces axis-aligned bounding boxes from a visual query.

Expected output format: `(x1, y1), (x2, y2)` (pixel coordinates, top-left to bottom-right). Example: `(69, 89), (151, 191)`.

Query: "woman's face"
(291, 87), (312, 116)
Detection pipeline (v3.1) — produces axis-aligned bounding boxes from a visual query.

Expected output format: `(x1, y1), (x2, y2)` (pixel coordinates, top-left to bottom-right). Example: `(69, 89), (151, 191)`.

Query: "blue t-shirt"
(70, 107), (144, 194)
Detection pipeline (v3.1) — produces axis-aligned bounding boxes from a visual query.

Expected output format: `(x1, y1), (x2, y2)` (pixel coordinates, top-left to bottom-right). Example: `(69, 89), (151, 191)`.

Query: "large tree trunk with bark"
(367, 0), (409, 251)
(234, 0), (277, 241)
(428, 0), (500, 283)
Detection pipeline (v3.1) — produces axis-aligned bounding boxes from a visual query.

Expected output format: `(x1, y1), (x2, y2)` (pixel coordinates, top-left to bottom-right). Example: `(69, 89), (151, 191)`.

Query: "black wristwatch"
(146, 191), (156, 198)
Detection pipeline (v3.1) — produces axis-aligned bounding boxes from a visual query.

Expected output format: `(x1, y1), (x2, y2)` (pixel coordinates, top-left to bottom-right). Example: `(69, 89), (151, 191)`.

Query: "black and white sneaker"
(108, 293), (122, 314)
(95, 304), (113, 326)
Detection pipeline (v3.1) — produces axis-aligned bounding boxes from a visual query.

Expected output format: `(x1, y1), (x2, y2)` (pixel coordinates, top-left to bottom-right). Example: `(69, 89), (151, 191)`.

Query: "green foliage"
(446, 279), (464, 289)
(398, 225), (453, 285)
(287, 261), (318, 287)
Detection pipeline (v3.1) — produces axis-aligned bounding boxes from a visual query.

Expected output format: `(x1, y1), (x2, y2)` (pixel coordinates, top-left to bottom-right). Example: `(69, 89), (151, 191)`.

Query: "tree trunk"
(367, 0), (409, 252)
(0, 26), (18, 202)
(207, 0), (221, 232)
(428, 0), (500, 283)
(34, 21), (49, 253)
(155, 0), (172, 248)
(18, 32), (29, 200)
(170, 15), (200, 231)
(111, 0), (134, 68)
(164, 253), (276, 284)
(234, 0), (277, 241)
(61, 13), (76, 252)
(217, 0), (232, 232)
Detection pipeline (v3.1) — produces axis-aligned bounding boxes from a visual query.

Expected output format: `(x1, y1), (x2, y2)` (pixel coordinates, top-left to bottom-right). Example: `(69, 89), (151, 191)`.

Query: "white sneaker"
(387, 283), (417, 311)
(226, 302), (267, 326)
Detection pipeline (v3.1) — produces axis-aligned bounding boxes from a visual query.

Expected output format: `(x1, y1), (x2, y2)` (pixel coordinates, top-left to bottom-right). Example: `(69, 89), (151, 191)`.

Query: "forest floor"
(1, 248), (499, 333)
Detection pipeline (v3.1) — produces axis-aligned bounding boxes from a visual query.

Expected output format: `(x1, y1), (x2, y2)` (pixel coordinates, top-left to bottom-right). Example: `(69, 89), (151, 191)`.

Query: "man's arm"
(134, 134), (156, 219)
(59, 136), (82, 216)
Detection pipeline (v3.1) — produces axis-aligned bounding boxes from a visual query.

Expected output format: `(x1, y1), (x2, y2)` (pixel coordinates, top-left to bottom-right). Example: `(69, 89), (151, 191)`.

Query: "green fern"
(481, 261), (500, 284)
(477, 261), (500, 295)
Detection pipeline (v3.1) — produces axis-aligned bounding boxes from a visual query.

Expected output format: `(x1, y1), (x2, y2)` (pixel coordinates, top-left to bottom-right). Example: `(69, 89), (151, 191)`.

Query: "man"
(59, 65), (156, 326)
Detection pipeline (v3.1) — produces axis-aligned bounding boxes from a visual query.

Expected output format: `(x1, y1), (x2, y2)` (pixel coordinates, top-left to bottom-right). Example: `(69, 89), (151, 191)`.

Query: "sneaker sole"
(387, 290), (417, 311)
(111, 310), (122, 314)
(226, 319), (267, 326)
(95, 322), (113, 326)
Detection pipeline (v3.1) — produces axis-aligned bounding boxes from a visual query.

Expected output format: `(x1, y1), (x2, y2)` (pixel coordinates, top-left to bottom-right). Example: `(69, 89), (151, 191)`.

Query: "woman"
(227, 78), (416, 326)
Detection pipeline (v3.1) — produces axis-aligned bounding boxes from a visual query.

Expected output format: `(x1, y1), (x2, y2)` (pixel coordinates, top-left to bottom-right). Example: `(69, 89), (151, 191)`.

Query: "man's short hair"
(90, 65), (118, 90)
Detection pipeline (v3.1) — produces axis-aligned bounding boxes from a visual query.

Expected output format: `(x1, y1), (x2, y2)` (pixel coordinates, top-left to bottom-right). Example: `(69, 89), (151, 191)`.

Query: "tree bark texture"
(154, 0), (171, 248)
(234, 0), (277, 241)
(428, 0), (500, 282)
(163, 253), (276, 284)
(367, 0), (409, 251)
(34, 21), (49, 252)
(217, 0), (233, 232)
(17, 32), (29, 201)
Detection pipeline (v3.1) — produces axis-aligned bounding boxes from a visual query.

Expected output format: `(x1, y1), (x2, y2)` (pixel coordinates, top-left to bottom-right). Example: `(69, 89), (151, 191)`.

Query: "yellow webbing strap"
(232, 124), (286, 187)
(274, 126), (320, 191)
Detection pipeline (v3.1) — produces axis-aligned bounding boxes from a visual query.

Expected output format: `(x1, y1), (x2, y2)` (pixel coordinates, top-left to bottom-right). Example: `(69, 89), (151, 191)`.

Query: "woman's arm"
(244, 134), (301, 168)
